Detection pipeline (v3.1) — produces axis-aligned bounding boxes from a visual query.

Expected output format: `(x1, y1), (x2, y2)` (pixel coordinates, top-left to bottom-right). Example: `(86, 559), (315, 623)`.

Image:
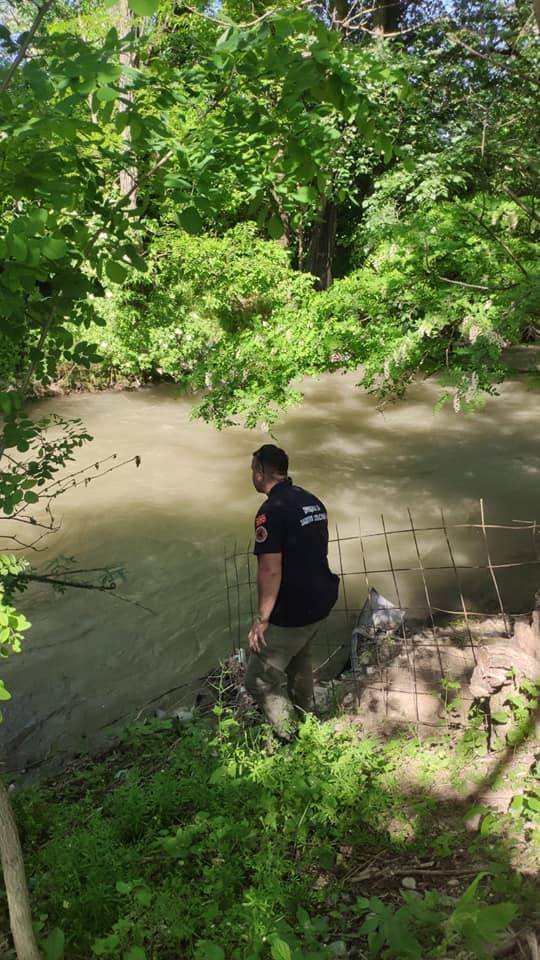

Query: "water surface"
(2, 374), (539, 773)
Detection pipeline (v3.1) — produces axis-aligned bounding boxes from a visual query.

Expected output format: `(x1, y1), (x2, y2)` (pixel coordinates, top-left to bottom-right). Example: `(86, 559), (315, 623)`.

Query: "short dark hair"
(252, 444), (288, 477)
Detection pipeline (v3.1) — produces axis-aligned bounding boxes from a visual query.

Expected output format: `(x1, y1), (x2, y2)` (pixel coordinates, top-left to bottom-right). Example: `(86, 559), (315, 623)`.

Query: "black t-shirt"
(253, 479), (340, 628)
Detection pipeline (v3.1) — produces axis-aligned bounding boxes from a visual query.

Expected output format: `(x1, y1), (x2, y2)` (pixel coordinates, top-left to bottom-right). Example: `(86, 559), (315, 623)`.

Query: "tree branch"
(436, 276), (491, 291)
(503, 188), (540, 225)
(0, 0), (54, 95)
(15, 573), (116, 591)
(9, 571), (156, 613)
(464, 207), (530, 279)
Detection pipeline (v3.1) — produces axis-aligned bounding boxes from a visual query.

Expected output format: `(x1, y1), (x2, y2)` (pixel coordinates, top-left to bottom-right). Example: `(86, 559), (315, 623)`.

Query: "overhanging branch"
(0, 0), (54, 95)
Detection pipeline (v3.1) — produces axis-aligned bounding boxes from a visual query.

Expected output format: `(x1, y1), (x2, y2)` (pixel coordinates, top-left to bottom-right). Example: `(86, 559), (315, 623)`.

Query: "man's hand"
(248, 619), (268, 653)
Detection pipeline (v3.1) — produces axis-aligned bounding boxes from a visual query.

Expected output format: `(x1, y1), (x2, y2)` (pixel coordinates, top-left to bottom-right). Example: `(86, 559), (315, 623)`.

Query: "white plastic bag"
(351, 587), (405, 674)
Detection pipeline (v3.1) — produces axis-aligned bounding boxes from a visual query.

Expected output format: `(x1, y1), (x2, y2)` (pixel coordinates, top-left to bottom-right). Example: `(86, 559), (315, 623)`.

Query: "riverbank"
(2, 709), (539, 960)
(29, 344), (540, 401)
(28, 363), (169, 398)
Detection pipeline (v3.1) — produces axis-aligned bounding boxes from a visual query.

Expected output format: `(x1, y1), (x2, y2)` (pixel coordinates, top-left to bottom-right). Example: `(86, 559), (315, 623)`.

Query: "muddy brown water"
(2, 372), (539, 774)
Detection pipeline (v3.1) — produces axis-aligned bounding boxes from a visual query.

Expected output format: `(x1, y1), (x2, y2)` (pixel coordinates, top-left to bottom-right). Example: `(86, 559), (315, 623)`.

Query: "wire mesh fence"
(224, 499), (540, 729)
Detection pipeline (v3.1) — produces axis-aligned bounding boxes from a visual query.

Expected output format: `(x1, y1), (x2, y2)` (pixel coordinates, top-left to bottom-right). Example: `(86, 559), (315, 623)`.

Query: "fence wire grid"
(224, 499), (540, 727)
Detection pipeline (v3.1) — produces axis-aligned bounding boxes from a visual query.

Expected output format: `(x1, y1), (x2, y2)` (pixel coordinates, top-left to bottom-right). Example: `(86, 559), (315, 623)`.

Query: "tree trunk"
(0, 777), (41, 960)
(303, 0), (406, 288)
(331, 0), (349, 28)
(118, 0), (137, 208)
(302, 0), (348, 288)
(373, 0), (405, 35)
(307, 200), (338, 289)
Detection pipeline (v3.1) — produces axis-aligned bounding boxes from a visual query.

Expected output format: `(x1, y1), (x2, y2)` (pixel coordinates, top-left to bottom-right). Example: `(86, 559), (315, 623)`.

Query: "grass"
(1, 709), (539, 960)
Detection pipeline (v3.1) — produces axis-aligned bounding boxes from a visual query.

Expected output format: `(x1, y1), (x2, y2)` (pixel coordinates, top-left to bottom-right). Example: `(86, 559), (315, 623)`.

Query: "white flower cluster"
(453, 370), (480, 413)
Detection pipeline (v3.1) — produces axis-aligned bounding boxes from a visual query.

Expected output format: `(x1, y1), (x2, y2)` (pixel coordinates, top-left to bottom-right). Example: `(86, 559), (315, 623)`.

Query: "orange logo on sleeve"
(255, 514), (267, 527)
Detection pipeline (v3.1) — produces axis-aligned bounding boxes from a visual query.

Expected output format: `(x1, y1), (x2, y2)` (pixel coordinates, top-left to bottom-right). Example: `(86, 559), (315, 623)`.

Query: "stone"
(172, 707), (195, 722)
(313, 684), (332, 710)
(328, 941), (348, 958)
(401, 877), (417, 890)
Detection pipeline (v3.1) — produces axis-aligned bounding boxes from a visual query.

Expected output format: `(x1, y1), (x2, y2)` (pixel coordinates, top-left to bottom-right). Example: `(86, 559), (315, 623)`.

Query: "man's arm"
(257, 552), (282, 621)
(248, 552), (282, 652)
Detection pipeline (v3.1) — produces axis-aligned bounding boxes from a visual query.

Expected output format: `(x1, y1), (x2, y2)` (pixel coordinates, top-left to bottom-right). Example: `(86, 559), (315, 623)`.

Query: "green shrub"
(8, 714), (534, 960)
(86, 196), (538, 427)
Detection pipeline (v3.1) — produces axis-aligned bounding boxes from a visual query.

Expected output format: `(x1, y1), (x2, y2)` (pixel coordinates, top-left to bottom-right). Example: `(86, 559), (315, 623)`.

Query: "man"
(245, 444), (339, 741)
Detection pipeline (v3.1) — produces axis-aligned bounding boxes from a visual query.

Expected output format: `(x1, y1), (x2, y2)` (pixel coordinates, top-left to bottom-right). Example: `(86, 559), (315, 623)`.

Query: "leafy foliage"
(355, 873), (517, 960)
(6, 712), (537, 959)
(0, 554), (31, 718)
(87, 186), (539, 427)
(1, 0), (539, 428)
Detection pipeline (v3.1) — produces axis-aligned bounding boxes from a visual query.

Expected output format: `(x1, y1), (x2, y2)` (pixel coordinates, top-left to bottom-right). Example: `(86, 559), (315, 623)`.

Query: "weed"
(3, 713), (538, 959)
(354, 873), (517, 959)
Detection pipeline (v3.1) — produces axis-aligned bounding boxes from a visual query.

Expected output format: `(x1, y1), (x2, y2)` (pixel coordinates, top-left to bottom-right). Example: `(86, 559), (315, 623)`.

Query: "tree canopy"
(0, 0), (538, 431)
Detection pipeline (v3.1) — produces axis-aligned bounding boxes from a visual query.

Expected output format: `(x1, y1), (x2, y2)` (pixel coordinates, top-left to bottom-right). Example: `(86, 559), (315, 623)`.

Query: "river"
(2, 372), (539, 774)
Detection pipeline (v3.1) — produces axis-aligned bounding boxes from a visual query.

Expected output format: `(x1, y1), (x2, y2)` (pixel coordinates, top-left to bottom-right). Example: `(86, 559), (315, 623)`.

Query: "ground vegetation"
(2, 703), (540, 959)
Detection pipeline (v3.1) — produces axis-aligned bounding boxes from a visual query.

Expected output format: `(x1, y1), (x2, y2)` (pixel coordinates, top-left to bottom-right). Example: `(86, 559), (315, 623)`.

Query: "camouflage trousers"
(245, 619), (325, 740)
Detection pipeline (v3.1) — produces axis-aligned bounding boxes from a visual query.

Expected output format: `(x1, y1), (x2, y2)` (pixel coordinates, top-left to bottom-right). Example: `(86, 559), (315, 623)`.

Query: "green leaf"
(195, 943), (225, 960)
(270, 939), (291, 960)
(135, 888), (152, 906)
(42, 238), (67, 261)
(123, 949), (146, 960)
(43, 928), (65, 960)
(179, 207), (203, 234)
(128, 0), (160, 15)
(268, 215), (285, 240)
(491, 711), (509, 724)
(105, 261), (128, 284)
(96, 86), (118, 103)
(92, 933), (120, 955)
(480, 812), (498, 836)
(216, 27), (240, 52)
(0, 681), (12, 701)
(24, 491), (39, 504)
(317, 846), (335, 868)
(456, 872), (488, 907)
(23, 64), (53, 100)
(509, 795), (524, 815)
(7, 233), (27, 262)
(506, 728), (523, 746)
(293, 186), (318, 204)
(122, 245), (147, 272)
(470, 902), (517, 944)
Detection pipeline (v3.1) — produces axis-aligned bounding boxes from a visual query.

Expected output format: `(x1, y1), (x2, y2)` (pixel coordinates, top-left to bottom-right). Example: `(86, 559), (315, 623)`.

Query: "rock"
(171, 707), (195, 722)
(313, 684), (332, 710)
(328, 941), (348, 958)
(401, 877), (417, 890)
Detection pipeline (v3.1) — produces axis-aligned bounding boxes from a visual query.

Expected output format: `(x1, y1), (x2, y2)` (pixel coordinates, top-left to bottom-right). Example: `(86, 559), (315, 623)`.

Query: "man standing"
(245, 444), (339, 741)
